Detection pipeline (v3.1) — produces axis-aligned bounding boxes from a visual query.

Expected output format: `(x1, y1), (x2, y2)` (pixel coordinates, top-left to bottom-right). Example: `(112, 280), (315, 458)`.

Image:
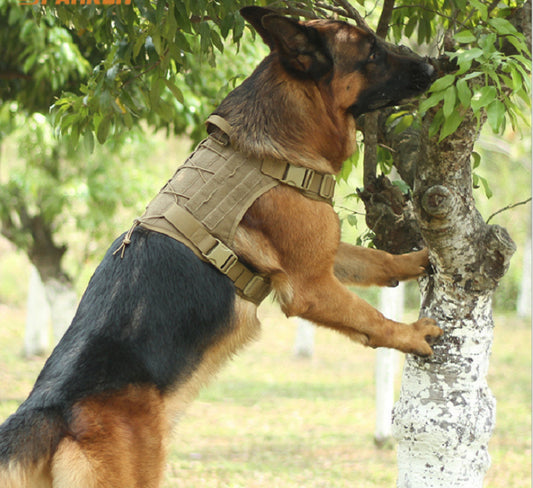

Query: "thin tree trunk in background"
(293, 318), (315, 358)
(374, 283), (403, 448)
(24, 265), (51, 357)
(392, 111), (516, 487)
(517, 219), (531, 318)
(43, 277), (77, 342)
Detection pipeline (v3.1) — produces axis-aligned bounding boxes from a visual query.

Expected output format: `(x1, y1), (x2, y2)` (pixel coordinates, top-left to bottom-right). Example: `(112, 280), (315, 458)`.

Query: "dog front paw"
(408, 317), (443, 357)
(389, 248), (430, 282)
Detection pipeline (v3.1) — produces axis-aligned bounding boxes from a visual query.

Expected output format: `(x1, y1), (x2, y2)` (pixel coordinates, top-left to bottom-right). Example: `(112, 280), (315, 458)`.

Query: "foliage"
(0, 0), (267, 277)
(0, 0), (530, 280)
(0, 102), (159, 259)
(17, 0), (260, 144)
(0, 0), (90, 113)
(392, 0), (532, 141)
(4, 0), (530, 149)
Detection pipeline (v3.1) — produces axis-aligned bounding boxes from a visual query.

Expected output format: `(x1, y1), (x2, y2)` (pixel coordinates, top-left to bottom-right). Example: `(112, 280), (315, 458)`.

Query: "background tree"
(0, 0), (264, 342)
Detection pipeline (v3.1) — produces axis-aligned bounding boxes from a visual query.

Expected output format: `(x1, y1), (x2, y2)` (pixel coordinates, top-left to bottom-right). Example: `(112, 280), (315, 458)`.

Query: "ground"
(0, 301), (530, 488)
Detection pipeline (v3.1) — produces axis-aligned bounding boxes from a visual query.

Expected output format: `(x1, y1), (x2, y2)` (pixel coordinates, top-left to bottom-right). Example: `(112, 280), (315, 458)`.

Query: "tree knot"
(421, 185), (454, 219)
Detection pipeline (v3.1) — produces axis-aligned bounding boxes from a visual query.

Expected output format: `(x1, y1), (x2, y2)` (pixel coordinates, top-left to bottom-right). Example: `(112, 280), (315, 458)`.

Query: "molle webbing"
(116, 116), (335, 305)
(127, 134), (274, 305)
(207, 115), (335, 204)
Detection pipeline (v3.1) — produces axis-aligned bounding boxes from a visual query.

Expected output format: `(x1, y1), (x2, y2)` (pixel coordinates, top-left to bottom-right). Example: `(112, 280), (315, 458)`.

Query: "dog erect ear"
(240, 6), (332, 79)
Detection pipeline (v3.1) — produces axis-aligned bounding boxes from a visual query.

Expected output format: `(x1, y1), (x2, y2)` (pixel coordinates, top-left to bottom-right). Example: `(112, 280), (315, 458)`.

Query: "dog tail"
(0, 407), (66, 487)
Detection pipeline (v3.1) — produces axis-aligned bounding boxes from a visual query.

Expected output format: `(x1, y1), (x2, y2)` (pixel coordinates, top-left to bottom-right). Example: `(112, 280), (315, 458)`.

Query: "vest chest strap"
(161, 205), (270, 306)
(115, 207), (271, 306)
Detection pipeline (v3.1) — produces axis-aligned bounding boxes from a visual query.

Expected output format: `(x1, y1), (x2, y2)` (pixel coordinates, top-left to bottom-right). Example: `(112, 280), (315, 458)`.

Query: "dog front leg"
(334, 242), (430, 287)
(284, 273), (442, 356)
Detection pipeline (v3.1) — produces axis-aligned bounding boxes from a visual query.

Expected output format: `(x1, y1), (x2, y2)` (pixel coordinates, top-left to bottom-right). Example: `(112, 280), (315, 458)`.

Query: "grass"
(0, 301), (530, 488)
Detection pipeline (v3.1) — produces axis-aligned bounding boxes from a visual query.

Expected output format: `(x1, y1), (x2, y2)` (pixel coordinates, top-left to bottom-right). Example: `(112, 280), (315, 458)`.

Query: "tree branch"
(486, 197), (532, 224)
(331, 0), (371, 29)
(0, 71), (32, 81)
(376, 0), (395, 38)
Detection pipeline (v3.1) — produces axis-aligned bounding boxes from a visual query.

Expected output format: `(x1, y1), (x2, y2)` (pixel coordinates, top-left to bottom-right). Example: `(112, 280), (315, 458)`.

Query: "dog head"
(240, 6), (435, 119)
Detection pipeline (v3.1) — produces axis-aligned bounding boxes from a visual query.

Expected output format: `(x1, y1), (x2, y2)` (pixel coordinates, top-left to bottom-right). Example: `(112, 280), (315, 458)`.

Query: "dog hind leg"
(51, 385), (167, 488)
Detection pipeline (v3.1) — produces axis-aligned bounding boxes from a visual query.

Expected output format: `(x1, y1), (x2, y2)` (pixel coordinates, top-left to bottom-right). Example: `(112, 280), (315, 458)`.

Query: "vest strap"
(260, 159), (335, 203)
(163, 205), (271, 305)
(116, 206), (271, 306)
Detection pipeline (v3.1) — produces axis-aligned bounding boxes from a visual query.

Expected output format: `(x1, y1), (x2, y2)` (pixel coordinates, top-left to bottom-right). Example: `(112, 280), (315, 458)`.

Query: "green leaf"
(454, 30), (476, 44)
(456, 79), (471, 108)
(163, 79), (185, 104)
(452, 48), (484, 63)
(486, 100), (506, 132)
(475, 174), (493, 198)
(430, 74), (456, 92)
(439, 110), (464, 141)
(96, 116), (111, 144)
(471, 86), (497, 112)
(462, 71), (484, 82)
(442, 86), (457, 118)
(150, 77), (165, 110)
(510, 66), (524, 91)
(151, 32), (162, 55)
(419, 91), (445, 113)
(346, 213), (358, 228)
(505, 35), (529, 55)
(471, 151), (481, 169)
(83, 130), (95, 154)
(337, 158), (355, 182)
(394, 114), (414, 134)
(488, 18), (518, 36)
(428, 110), (444, 138)
(470, 0), (488, 20)
(392, 180), (411, 194)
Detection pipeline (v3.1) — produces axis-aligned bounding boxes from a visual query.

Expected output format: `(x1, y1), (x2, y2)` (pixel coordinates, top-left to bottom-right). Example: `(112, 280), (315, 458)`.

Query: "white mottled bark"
(393, 278), (497, 487)
(24, 266), (51, 357)
(292, 318), (315, 358)
(43, 278), (78, 342)
(374, 283), (403, 447)
(392, 111), (516, 487)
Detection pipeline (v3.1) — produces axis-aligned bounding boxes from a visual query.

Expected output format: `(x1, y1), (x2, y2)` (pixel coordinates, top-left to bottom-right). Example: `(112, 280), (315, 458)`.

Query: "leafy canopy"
(2, 0), (529, 146)
(0, 0), (530, 268)
(391, 0), (531, 140)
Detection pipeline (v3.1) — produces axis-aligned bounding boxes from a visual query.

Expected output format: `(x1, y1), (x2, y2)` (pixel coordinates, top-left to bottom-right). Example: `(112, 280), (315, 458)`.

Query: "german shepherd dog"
(0, 7), (442, 487)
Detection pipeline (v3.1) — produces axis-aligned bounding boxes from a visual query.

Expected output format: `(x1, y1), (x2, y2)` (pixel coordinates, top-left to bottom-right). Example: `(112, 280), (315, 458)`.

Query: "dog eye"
(368, 52), (377, 62)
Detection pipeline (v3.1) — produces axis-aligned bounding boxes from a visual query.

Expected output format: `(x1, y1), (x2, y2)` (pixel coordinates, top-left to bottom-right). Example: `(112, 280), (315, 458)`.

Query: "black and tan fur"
(0, 7), (442, 487)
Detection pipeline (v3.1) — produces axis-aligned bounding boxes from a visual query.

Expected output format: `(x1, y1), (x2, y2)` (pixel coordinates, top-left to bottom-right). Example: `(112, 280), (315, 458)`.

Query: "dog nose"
(424, 62), (437, 81)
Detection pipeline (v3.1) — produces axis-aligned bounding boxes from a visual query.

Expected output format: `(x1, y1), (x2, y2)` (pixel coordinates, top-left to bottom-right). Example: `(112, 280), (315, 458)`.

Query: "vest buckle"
(204, 239), (238, 275)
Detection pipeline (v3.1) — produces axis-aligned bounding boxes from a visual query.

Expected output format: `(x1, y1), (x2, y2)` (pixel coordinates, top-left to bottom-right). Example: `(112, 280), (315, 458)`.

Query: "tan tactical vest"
(115, 115), (335, 305)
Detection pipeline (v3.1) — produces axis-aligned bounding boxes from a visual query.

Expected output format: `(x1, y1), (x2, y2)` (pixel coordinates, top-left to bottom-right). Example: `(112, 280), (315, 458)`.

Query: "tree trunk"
(26, 215), (77, 342)
(392, 111), (516, 486)
(517, 221), (531, 318)
(293, 318), (315, 358)
(374, 283), (403, 448)
(42, 277), (77, 342)
(1, 202), (77, 341)
(24, 265), (51, 357)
